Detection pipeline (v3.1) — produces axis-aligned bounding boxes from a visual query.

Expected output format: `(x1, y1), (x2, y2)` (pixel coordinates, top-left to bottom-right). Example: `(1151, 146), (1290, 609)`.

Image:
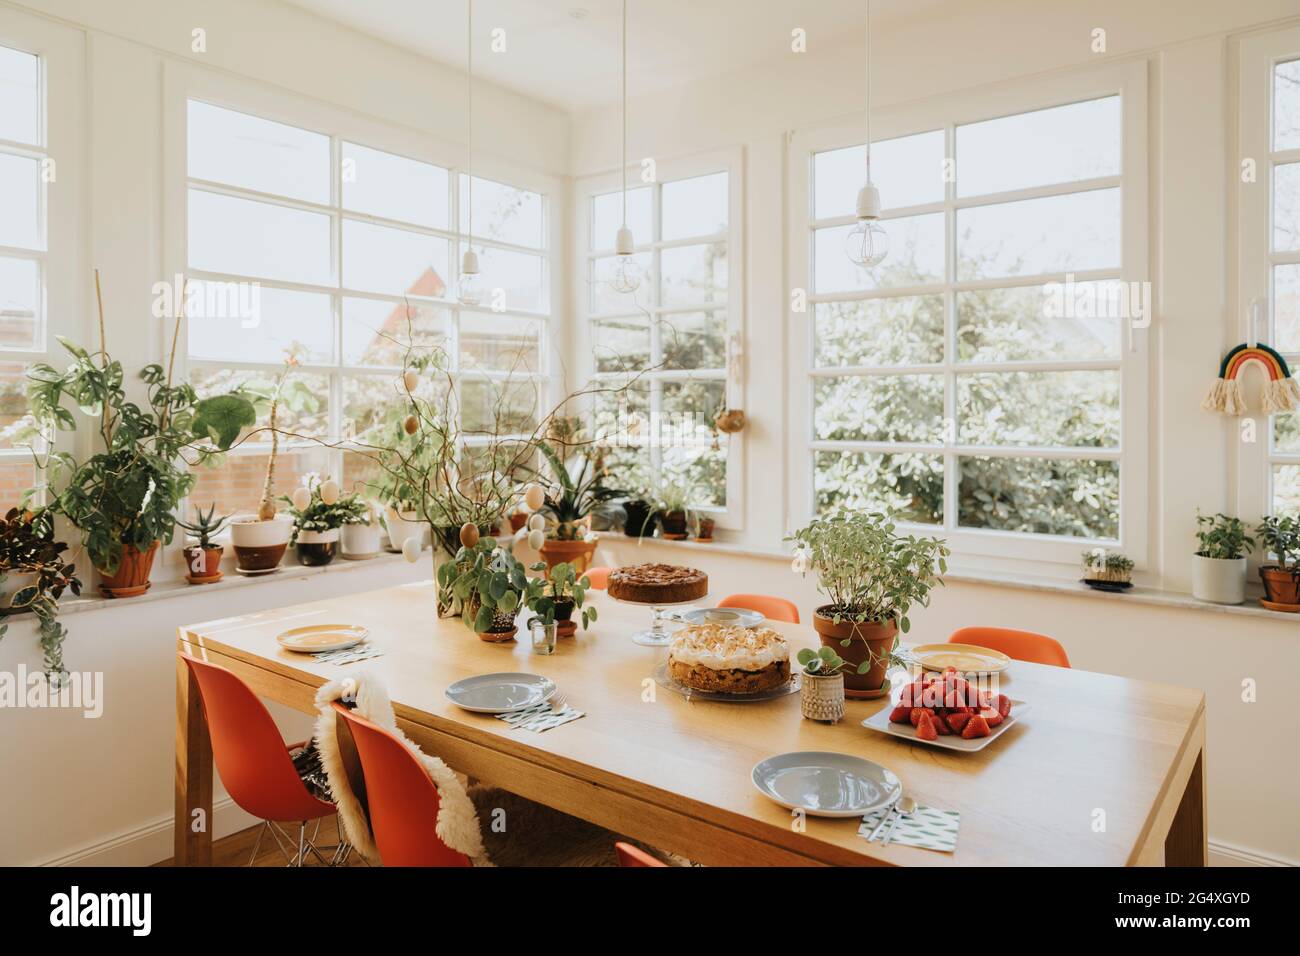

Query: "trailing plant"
(796, 645), (847, 676)
(787, 508), (949, 634)
(176, 502), (229, 550)
(435, 536), (527, 633)
(525, 560), (598, 630)
(1256, 514), (1300, 570)
(1195, 512), (1255, 561)
(0, 508), (82, 685)
(281, 476), (368, 541)
(25, 276), (255, 572)
(1080, 550), (1134, 572)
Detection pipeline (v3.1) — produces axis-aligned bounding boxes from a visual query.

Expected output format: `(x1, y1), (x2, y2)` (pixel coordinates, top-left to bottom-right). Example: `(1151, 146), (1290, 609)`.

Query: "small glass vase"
(529, 618), (557, 656)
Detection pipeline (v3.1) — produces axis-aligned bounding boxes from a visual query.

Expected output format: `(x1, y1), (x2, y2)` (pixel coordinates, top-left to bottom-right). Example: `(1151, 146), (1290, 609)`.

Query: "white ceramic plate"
(751, 751), (902, 818)
(676, 607), (765, 628)
(861, 699), (1030, 753)
(276, 624), (369, 653)
(445, 673), (557, 714)
(905, 643), (1011, 675)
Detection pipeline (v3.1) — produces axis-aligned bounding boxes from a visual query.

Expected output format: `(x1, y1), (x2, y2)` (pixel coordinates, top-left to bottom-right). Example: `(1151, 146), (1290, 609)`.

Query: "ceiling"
(281, 0), (938, 112)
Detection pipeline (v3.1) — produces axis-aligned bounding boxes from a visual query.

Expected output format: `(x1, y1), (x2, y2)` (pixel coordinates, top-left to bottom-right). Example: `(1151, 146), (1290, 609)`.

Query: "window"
(789, 63), (1148, 563)
(0, 17), (81, 511)
(1239, 26), (1300, 519)
(175, 89), (551, 515)
(579, 153), (742, 521)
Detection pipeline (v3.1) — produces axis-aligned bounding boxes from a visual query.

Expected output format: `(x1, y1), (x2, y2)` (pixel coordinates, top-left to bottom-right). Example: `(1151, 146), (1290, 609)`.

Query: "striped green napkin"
(494, 700), (585, 733)
(859, 805), (960, 852)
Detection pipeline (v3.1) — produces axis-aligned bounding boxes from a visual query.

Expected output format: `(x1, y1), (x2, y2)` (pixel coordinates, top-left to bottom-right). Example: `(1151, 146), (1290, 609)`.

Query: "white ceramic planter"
(228, 514), (293, 573)
(383, 509), (428, 553)
(1192, 553), (1247, 605)
(800, 672), (846, 723)
(341, 522), (381, 559)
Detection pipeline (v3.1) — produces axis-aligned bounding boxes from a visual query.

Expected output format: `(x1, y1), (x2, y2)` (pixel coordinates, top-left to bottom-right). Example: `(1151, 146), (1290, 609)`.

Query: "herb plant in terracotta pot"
(1255, 515), (1300, 609)
(176, 503), (228, 584)
(1192, 512), (1254, 605)
(788, 509), (949, 699)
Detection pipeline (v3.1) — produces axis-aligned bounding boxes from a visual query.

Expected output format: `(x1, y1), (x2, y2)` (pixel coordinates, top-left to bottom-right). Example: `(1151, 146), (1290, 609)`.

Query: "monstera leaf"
(190, 394), (257, 450)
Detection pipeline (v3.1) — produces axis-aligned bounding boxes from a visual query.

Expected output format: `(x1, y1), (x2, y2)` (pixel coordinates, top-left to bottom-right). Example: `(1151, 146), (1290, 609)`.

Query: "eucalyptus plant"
(786, 508), (949, 634)
(1195, 512), (1255, 560)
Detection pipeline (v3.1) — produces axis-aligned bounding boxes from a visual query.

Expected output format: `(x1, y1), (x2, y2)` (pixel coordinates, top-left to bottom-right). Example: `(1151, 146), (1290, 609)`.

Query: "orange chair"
(947, 626), (1071, 668)
(584, 566), (612, 590)
(332, 702), (472, 867)
(717, 593), (801, 624)
(615, 841), (667, 867)
(181, 654), (342, 865)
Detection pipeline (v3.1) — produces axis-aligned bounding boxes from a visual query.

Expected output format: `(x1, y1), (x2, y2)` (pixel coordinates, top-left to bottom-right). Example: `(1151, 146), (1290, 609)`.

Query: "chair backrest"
(331, 702), (471, 867)
(947, 626), (1071, 668)
(583, 566), (612, 590)
(181, 654), (335, 821)
(717, 593), (801, 624)
(615, 841), (667, 867)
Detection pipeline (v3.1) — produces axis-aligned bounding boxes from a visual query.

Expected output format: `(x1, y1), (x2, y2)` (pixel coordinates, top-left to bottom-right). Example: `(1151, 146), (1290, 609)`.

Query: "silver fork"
(882, 795), (916, 845)
(548, 691), (568, 712)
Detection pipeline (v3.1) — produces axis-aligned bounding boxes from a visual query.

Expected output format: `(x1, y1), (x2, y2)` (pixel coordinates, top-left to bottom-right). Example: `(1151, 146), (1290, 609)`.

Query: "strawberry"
(979, 707), (1004, 727)
(909, 707), (928, 727)
(915, 712), (938, 741)
(946, 712), (971, 733)
(932, 713), (952, 734)
(888, 704), (912, 723)
(995, 693), (1012, 718)
(961, 714), (991, 739)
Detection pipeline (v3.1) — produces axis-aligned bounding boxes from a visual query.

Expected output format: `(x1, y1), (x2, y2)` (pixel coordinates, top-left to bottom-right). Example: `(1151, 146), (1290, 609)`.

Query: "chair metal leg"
(247, 821), (269, 867)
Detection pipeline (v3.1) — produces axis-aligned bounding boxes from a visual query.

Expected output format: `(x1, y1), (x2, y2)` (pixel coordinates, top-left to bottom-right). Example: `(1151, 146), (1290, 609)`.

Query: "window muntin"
(184, 99), (550, 516)
(1267, 57), (1300, 510)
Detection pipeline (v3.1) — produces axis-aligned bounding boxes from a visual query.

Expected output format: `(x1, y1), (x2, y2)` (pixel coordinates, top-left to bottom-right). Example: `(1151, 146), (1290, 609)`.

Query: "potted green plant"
(27, 282), (255, 596)
(282, 476), (367, 567)
(176, 503), (228, 584)
(1080, 549), (1134, 589)
(340, 498), (381, 560)
(788, 509), (949, 699)
(620, 495), (656, 537)
(0, 508), (81, 685)
(524, 560), (597, 638)
(1192, 512), (1254, 605)
(435, 536), (527, 641)
(796, 645), (847, 722)
(657, 481), (691, 540)
(689, 507), (716, 542)
(1255, 515), (1300, 609)
(229, 353), (299, 574)
(527, 433), (626, 573)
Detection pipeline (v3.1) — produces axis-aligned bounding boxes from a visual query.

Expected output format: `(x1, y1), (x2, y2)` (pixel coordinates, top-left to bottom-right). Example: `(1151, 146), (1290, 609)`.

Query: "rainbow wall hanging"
(1202, 343), (1300, 416)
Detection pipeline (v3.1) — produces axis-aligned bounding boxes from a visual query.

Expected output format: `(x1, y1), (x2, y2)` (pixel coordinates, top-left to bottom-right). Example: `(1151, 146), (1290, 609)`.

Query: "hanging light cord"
(467, 0), (474, 247)
(864, 0), (872, 186)
(621, 0), (628, 228)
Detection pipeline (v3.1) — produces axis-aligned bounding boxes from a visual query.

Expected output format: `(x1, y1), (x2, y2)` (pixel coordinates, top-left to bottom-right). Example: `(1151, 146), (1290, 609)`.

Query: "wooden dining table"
(175, 581), (1207, 866)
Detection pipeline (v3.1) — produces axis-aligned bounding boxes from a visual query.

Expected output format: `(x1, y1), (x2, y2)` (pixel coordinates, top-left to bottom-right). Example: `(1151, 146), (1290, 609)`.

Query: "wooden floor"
(155, 817), (367, 867)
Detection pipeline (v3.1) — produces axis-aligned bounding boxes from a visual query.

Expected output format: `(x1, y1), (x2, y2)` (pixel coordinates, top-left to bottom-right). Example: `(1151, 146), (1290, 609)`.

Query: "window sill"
(604, 535), (1300, 624)
(51, 549), (415, 619)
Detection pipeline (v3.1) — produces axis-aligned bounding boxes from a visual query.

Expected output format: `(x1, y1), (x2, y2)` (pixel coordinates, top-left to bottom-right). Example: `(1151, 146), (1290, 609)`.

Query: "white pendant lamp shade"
(612, 0), (640, 293)
(458, 248), (481, 306)
(846, 0), (888, 268)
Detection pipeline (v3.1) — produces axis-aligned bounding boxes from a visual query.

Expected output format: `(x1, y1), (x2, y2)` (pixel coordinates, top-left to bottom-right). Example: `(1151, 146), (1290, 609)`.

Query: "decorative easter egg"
(527, 529), (545, 551)
(459, 522), (479, 548)
(402, 536), (421, 563)
(527, 512), (546, 532)
(291, 487), (312, 511)
(523, 484), (545, 511)
(402, 369), (420, 392)
(403, 415), (418, 435)
(319, 479), (339, 506)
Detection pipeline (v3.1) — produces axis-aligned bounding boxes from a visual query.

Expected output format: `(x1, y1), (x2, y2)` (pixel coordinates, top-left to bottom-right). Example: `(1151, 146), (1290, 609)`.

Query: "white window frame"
(162, 62), (561, 506)
(572, 147), (746, 529)
(1236, 24), (1300, 525)
(787, 60), (1150, 568)
(0, 9), (83, 504)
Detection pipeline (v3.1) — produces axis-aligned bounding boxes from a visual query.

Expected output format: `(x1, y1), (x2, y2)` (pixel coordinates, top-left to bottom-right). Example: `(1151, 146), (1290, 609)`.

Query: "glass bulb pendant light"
(458, 0), (482, 306)
(846, 0), (888, 268)
(611, 0), (640, 293)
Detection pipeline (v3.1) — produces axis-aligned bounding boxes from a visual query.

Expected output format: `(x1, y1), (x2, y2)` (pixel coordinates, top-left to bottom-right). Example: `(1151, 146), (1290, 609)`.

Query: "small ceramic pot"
(660, 510), (688, 539)
(800, 671), (845, 723)
(1191, 553), (1246, 604)
(230, 514), (292, 574)
(1259, 565), (1300, 607)
(538, 538), (598, 574)
(384, 509), (427, 553)
(553, 598), (578, 637)
(813, 606), (896, 699)
(621, 500), (655, 537)
(98, 541), (160, 598)
(341, 522), (380, 560)
(183, 545), (224, 585)
(692, 516), (716, 541)
(296, 528), (339, 567)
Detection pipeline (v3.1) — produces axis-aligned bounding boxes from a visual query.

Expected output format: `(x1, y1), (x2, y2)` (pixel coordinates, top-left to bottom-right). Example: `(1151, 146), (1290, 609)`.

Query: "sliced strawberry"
(961, 714), (991, 739)
(915, 712), (938, 741)
(909, 707), (927, 727)
(979, 707), (1004, 727)
(932, 713), (952, 734)
(995, 693), (1012, 718)
(946, 712), (971, 733)
(888, 704), (912, 723)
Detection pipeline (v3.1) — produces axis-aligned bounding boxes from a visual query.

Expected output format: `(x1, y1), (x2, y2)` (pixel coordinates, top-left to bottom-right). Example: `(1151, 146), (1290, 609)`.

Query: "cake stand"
(653, 661), (801, 702)
(610, 593), (710, 646)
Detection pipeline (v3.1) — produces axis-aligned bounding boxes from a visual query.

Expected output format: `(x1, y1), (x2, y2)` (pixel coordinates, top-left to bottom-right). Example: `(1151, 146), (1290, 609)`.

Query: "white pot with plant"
(1192, 511), (1253, 605)
(229, 354), (297, 574)
(341, 501), (381, 560)
(796, 646), (847, 722)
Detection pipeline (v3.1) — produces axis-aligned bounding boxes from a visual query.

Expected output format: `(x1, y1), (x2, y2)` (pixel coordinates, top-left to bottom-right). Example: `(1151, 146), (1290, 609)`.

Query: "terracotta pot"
(183, 545), (224, 585)
(296, 529), (339, 567)
(509, 512), (528, 533)
(538, 538), (598, 574)
(693, 516), (716, 541)
(1259, 565), (1300, 606)
(230, 514), (292, 574)
(660, 510), (688, 539)
(478, 626), (518, 643)
(98, 541), (159, 598)
(812, 605), (896, 699)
